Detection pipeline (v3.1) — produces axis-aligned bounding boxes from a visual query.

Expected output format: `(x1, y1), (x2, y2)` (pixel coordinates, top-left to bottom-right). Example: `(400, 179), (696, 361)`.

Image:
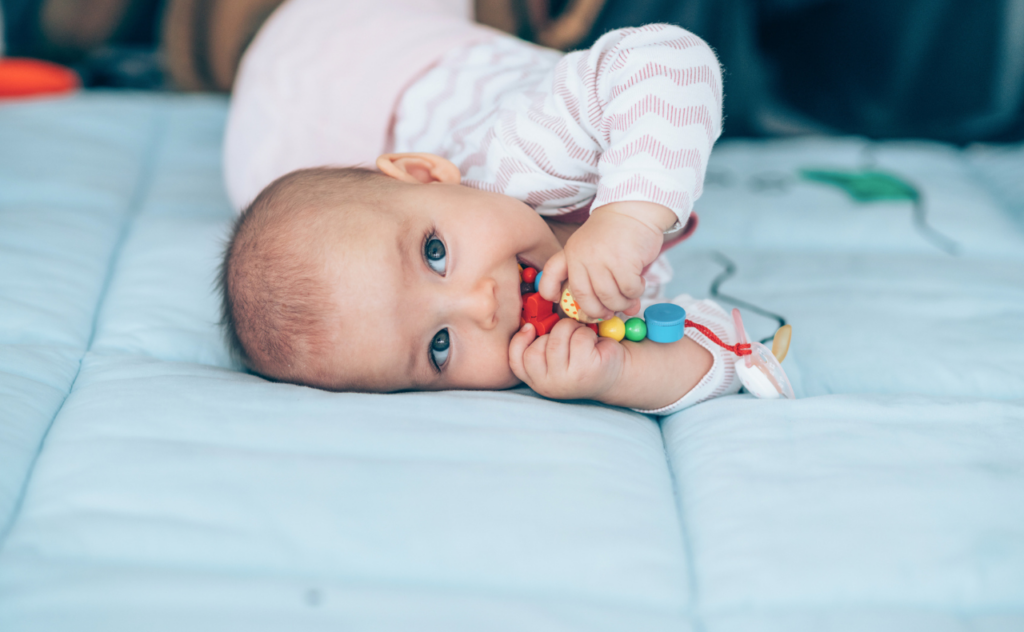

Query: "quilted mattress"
(1, 93), (1023, 630)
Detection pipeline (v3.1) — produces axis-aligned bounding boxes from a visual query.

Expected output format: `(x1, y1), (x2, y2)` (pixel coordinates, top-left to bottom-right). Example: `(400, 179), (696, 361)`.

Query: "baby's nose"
(457, 277), (499, 330)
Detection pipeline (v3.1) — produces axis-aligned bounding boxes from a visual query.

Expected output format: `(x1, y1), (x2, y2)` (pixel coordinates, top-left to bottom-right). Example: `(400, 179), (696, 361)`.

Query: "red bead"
(521, 267), (538, 284)
(586, 323), (599, 334)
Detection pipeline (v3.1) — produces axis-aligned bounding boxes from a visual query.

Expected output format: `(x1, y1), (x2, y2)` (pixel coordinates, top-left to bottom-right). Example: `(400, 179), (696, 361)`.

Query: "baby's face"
(314, 182), (561, 392)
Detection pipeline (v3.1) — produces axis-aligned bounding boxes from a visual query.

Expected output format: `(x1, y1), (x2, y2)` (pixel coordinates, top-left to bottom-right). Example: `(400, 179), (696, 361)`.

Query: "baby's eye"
(425, 237), (447, 274)
(430, 329), (450, 369)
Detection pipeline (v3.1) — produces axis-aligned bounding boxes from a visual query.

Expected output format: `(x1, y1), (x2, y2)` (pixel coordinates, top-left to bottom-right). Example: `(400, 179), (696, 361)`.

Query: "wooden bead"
(597, 317), (626, 341)
(521, 267), (538, 284)
(624, 317), (647, 341)
(644, 303), (685, 343)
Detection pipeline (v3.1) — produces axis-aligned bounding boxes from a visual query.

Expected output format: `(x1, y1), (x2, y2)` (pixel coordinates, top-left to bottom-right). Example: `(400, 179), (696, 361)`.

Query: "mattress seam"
(0, 102), (168, 552)
(659, 418), (706, 631)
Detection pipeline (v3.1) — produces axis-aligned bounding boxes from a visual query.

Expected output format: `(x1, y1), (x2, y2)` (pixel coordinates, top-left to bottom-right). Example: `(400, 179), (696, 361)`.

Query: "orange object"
(533, 313), (561, 335)
(522, 293), (553, 320)
(521, 292), (561, 336)
(0, 58), (80, 99)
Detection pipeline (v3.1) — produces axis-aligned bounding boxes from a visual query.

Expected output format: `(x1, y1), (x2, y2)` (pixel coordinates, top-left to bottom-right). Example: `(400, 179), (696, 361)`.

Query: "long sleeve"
(392, 24), (723, 226)
(577, 25), (723, 226)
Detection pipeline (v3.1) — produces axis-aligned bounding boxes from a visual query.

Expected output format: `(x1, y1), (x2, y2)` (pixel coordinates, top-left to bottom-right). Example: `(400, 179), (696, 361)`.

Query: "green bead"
(624, 317), (647, 342)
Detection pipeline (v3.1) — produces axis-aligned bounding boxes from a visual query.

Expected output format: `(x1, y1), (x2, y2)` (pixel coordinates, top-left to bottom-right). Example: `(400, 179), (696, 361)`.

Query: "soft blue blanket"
(1, 94), (1022, 631)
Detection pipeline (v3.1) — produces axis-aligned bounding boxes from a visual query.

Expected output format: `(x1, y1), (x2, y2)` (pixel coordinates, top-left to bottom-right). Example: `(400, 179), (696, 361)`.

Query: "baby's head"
(220, 153), (561, 392)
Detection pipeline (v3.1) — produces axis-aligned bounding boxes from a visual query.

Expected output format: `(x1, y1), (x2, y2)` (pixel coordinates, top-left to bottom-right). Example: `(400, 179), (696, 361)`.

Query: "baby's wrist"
(592, 201), (678, 235)
(594, 344), (641, 408)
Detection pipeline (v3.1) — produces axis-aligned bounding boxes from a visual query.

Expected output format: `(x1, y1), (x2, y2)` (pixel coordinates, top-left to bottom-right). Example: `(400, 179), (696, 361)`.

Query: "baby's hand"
(508, 318), (625, 401)
(538, 202), (676, 321)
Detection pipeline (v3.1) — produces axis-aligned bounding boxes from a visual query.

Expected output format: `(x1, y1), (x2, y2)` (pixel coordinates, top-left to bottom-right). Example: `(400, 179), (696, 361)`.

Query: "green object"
(800, 169), (919, 203)
(624, 317), (647, 342)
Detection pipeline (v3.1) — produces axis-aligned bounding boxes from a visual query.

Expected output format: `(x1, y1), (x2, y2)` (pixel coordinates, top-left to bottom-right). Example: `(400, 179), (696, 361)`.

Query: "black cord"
(708, 252), (786, 344)
(911, 195), (960, 255)
(860, 146), (959, 256)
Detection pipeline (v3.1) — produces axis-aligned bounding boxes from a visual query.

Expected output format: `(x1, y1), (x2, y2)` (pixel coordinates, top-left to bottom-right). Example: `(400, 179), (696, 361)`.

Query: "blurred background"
(2, 0), (1022, 143)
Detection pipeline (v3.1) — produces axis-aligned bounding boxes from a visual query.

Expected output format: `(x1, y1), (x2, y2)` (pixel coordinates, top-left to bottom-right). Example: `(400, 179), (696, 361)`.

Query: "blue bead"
(534, 271), (542, 293)
(644, 303), (686, 343)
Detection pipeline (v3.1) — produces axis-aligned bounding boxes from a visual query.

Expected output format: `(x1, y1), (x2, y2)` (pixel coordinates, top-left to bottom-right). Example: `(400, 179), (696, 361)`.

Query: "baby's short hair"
(218, 166), (388, 382)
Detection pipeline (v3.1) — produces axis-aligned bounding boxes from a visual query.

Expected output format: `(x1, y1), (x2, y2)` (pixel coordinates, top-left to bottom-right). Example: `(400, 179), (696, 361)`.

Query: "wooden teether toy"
(519, 268), (795, 399)
(559, 285), (603, 324)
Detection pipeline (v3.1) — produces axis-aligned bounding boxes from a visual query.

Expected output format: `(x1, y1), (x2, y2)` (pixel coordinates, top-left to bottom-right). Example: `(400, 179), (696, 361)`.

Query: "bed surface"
(1, 93), (1022, 630)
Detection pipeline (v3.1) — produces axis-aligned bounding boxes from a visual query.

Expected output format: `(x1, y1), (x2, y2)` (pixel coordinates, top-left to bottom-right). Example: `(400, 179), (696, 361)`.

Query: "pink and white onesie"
(224, 0), (743, 412)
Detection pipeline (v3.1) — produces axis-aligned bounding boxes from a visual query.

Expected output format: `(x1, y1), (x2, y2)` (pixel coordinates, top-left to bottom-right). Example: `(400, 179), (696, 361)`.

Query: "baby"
(219, 0), (743, 414)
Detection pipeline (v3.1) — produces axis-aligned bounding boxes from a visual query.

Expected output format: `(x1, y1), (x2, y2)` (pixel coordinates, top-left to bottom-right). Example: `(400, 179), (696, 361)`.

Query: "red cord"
(684, 319), (751, 356)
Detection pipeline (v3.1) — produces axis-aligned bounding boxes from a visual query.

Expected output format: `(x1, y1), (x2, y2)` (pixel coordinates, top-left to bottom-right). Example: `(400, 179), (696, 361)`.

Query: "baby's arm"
(509, 318), (712, 411)
(540, 200), (676, 319)
(535, 25), (723, 317)
(601, 330), (713, 411)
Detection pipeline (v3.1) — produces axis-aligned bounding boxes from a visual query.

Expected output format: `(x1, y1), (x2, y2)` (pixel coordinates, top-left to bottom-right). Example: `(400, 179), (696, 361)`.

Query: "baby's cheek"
(453, 340), (520, 390)
(487, 344), (522, 389)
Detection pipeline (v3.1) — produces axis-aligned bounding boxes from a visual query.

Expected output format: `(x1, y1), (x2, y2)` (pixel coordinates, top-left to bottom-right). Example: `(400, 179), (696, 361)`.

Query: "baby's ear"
(376, 153), (461, 185)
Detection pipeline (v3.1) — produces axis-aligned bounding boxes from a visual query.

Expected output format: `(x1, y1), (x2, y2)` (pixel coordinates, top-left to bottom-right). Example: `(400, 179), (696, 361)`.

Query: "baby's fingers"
(508, 323), (538, 383)
(593, 267), (642, 315)
(539, 251), (568, 302)
(612, 265), (646, 301)
(611, 267), (644, 316)
(567, 267), (610, 321)
(544, 318), (585, 371)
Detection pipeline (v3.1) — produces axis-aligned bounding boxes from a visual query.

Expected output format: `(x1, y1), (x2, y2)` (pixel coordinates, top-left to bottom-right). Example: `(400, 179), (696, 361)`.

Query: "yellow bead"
(772, 324), (792, 362)
(598, 317), (626, 341)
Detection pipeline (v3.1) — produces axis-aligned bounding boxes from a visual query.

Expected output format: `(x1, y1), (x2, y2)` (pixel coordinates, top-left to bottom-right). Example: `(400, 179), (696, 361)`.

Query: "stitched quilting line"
(0, 100), (168, 552)
(659, 417), (706, 632)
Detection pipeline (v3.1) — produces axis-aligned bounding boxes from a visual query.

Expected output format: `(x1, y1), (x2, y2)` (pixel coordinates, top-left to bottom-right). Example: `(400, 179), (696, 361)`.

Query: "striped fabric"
(391, 24), (723, 229)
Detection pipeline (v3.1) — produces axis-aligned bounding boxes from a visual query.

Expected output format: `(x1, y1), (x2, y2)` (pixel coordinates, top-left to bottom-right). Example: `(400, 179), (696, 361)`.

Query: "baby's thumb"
(539, 251), (568, 302)
(508, 323), (537, 383)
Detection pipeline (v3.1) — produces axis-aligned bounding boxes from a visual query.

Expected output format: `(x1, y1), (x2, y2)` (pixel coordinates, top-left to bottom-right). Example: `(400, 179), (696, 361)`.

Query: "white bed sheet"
(1, 94), (1022, 631)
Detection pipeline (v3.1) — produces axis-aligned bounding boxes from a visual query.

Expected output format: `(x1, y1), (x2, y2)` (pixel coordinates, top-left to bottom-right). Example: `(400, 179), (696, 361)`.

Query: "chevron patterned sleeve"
(557, 24), (723, 226)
